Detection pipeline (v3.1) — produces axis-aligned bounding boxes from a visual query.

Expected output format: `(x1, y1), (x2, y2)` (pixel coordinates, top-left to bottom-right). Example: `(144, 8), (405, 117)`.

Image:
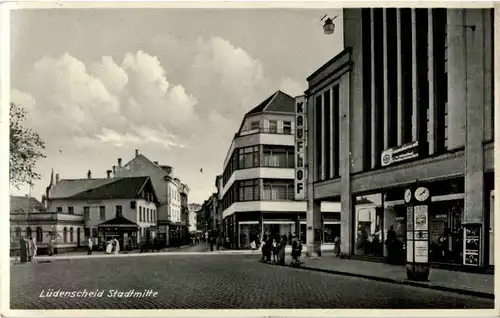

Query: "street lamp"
(321, 15), (337, 35)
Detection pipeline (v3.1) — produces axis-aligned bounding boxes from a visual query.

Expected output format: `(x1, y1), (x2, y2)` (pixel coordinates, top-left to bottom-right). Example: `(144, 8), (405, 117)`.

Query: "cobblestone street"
(10, 254), (493, 309)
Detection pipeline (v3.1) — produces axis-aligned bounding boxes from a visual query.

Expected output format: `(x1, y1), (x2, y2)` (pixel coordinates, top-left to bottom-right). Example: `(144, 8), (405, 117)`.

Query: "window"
(15, 227), (21, 238)
(36, 227), (43, 243)
(263, 146), (294, 168)
(362, 8), (372, 170)
(147, 208), (150, 222)
(268, 120), (278, 133)
(70, 227), (74, 243)
(250, 120), (259, 130)
(139, 206), (143, 222)
(68, 206), (74, 214)
(99, 206), (106, 220)
(92, 228), (98, 238)
(63, 227), (68, 243)
(263, 180), (294, 200)
(83, 206), (90, 220)
(238, 146), (259, 169)
(56, 207), (63, 213)
(323, 88), (331, 178)
(26, 227), (32, 238)
(401, 8), (414, 144)
(433, 8), (448, 153)
(283, 121), (292, 134)
(116, 205), (123, 218)
(237, 179), (260, 201)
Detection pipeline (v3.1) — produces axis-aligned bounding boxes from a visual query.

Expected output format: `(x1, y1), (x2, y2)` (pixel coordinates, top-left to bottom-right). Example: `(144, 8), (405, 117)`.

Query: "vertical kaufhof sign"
(295, 96), (307, 200)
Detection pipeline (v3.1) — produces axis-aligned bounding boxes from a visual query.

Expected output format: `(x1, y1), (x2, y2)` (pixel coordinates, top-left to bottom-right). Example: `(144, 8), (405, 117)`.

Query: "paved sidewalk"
(279, 254), (494, 299)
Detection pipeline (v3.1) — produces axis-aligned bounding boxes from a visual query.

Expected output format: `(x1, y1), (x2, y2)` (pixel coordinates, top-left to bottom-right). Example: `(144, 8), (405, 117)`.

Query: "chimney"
(118, 158), (122, 168)
(87, 170), (92, 179)
(55, 173), (60, 184)
(112, 165), (116, 176)
(106, 170), (112, 178)
(154, 161), (159, 165)
(135, 149), (139, 157)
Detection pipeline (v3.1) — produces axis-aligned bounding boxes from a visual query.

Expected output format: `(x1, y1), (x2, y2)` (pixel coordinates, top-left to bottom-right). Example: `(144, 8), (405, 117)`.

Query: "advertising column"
(405, 184), (431, 281)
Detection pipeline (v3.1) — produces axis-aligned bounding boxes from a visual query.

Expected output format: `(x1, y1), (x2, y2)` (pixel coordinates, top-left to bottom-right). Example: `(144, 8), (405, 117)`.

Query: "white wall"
(48, 198), (157, 244)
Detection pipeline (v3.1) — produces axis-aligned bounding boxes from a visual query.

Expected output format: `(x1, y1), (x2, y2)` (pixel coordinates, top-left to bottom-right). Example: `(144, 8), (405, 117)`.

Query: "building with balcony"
(44, 170), (159, 251)
(220, 90), (342, 249)
(305, 8), (494, 270)
(111, 149), (188, 247)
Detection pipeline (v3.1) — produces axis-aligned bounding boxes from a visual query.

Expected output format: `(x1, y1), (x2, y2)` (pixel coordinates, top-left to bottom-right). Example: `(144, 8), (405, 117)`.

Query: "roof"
(244, 90), (295, 116)
(49, 179), (116, 199)
(10, 196), (47, 214)
(64, 177), (151, 201)
(97, 215), (139, 228)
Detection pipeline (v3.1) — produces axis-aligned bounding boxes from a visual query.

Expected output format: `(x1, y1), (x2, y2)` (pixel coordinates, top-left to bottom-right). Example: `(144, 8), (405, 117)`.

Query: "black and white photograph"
(3, 1), (497, 314)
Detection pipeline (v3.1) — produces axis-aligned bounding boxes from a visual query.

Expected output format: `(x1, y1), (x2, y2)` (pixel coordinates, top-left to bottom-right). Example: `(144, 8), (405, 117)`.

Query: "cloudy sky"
(10, 6), (343, 204)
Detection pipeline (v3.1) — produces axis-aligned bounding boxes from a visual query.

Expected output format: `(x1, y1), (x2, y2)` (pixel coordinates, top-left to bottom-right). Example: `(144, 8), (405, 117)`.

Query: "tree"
(10, 102), (46, 189)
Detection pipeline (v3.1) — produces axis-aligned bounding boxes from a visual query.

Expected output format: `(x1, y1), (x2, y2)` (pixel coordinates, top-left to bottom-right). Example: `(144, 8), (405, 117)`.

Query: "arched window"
(36, 227), (43, 243)
(26, 227), (32, 239)
(70, 227), (74, 243)
(63, 227), (68, 243)
(15, 227), (22, 238)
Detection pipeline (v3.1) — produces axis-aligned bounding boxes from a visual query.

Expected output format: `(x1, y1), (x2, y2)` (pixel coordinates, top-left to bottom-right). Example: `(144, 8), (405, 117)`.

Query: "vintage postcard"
(1, 1), (498, 317)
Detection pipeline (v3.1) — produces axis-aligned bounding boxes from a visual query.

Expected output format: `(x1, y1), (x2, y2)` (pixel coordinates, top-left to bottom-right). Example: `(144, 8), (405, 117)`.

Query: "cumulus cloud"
(11, 36), (306, 203)
(12, 51), (198, 150)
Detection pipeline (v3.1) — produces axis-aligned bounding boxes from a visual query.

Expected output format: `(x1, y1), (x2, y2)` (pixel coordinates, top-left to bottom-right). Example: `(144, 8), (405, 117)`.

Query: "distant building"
(188, 203), (201, 232)
(111, 149), (189, 246)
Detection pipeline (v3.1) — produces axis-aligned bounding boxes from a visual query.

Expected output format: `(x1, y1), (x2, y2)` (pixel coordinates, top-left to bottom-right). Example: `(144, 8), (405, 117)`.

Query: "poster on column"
(414, 240), (428, 263)
(406, 240), (414, 262)
(413, 205), (428, 231)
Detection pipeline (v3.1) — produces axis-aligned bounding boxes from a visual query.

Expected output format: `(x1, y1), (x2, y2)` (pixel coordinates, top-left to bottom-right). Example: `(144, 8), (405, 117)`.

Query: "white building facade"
(220, 91), (341, 249)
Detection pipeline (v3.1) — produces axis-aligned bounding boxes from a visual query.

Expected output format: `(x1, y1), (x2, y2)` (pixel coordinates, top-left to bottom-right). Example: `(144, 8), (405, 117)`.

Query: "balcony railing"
(237, 127), (293, 137)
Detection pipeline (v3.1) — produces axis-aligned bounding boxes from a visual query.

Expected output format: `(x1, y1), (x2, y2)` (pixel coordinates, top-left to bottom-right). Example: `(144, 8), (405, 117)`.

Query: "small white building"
(45, 170), (159, 251)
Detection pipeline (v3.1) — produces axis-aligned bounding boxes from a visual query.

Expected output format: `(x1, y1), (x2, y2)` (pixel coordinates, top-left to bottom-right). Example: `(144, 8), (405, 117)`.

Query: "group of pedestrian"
(105, 237), (120, 254)
(254, 234), (302, 266)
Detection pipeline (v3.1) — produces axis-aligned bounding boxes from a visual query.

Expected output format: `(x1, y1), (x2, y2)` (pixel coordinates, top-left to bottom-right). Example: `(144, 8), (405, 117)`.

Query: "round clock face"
(415, 187), (430, 202)
(404, 189), (412, 203)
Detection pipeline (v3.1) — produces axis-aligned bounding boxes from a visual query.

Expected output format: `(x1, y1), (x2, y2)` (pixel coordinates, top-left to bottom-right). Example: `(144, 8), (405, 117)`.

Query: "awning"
(97, 216), (139, 229)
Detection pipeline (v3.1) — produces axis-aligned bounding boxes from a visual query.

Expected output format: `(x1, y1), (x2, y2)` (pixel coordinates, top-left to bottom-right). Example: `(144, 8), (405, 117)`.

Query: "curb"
(297, 265), (494, 300)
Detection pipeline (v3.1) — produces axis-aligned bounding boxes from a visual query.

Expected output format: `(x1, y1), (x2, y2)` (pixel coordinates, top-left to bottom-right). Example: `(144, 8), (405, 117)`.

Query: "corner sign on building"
(295, 95), (307, 200)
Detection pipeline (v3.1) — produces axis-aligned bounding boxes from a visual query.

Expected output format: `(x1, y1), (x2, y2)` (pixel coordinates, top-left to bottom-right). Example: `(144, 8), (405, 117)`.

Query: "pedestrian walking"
(260, 235), (267, 261)
(291, 236), (302, 266)
(48, 238), (54, 256)
(28, 237), (37, 262)
(250, 240), (256, 252)
(106, 238), (113, 254)
(272, 238), (278, 264)
(87, 237), (93, 255)
(334, 236), (341, 257)
(114, 238), (120, 254)
(276, 235), (286, 265)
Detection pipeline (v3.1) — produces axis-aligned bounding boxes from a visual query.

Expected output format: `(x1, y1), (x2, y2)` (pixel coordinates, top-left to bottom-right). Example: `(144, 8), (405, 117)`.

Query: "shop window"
(383, 202), (406, 263)
(26, 227), (32, 239)
(354, 194), (384, 257)
(84, 227), (90, 238)
(263, 223), (294, 243)
(428, 200), (463, 264)
(323, 223), (341, 244)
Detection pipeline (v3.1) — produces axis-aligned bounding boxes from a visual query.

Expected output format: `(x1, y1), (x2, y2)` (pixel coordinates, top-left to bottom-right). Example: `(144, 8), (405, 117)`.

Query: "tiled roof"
(245, 90), (295, 116)
(10, 196), (47, 214)
(65, 177), (150, 201)
(49, 179), (116, 199)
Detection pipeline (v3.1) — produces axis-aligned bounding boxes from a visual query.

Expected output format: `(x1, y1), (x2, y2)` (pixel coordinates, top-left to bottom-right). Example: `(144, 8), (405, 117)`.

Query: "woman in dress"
(114, 238), (120, 254)
(106, 238), (113, 254)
